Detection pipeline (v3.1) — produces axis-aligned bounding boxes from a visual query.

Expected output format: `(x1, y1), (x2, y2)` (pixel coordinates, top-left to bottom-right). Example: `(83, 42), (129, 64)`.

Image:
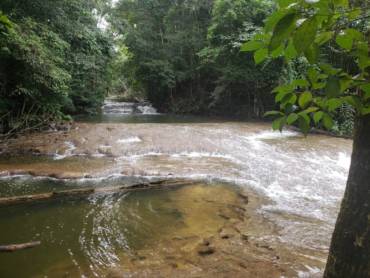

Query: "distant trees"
(0, 0), (114, 134)
(200, 0), (284, 117)
(110, 0), (285, 116)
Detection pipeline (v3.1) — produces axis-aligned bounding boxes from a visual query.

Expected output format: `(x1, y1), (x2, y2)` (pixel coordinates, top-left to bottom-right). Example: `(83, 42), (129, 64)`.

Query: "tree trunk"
(324, 115), (370, 277)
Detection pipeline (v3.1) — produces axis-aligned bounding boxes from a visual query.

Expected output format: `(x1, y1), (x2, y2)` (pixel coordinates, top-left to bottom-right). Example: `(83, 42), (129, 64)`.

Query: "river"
(0, 101), (352, 277)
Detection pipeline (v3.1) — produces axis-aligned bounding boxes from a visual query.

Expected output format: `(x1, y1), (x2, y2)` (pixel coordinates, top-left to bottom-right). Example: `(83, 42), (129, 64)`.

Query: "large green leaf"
(322, 113), (334, 130)
(361, 84), (370, 100)
(269, 13), (297, 52)
(304, 44), (319, 64)
(299, 91), (312, 108)
(325, 76), (341, 98)
(254, 48), (268, 64)
(327, 98), (343, 112)
(315, 31), (333, 45)
(272, 116), (287, 131)
(293, 17), (318, 54)
(287, 113), (298, 124)
(313, 111), (324, 124)
(277, 0), (297, 8)
(264, 111), (284, 117)
(241, 41), (264, 52)
(336, 33), (353, 51)
(298, 113), (310, 133)
(285, 40), (298, 60)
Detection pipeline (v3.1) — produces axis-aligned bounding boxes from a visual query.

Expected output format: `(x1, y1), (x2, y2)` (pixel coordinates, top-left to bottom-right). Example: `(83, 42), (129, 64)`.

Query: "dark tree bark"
(324, 115), (370, 277)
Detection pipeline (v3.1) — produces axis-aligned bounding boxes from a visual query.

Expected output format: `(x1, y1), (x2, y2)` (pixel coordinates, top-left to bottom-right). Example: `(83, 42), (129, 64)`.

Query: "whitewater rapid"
(97, 123), (352, 253)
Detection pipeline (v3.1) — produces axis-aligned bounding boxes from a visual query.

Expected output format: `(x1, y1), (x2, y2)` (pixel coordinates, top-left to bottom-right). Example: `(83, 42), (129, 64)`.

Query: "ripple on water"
(0, 182), (242, 277)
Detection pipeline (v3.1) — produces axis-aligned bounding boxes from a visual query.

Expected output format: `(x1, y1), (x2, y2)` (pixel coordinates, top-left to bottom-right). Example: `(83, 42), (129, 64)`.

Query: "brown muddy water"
(0, 104), (353, 277)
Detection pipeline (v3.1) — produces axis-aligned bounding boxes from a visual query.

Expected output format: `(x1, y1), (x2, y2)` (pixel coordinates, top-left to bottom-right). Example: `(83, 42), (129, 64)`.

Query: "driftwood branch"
(0, 241), (41, 252)
(0, 179), (197, 207)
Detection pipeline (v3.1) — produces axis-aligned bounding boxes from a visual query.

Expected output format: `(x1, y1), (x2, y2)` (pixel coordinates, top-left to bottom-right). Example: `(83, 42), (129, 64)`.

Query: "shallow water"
(0, 182), (239, 277)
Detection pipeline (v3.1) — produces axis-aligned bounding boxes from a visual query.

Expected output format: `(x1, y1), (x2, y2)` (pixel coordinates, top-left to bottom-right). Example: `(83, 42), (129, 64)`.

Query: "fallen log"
(0, 179), (197, 207)
(0, 241), (41, 252)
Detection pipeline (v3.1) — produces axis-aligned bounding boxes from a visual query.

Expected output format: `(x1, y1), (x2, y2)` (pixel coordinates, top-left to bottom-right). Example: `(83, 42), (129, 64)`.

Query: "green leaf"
(265, 10), (289, 32)
(315, 31), (333, 45)
(340, 79), (353, 92)
(304, 44), (319, 64)
(360, 84), (370, 101)
(348, 9), (362, 20)
(343, 96), (363, 111)
(277, 0), (296, 8)
(275, 91), (290, 102)
(320, 63), (341, 75)
(303, 107), (319, 114)
(325, 76), (341, 98)
(241, 41), (264, 52)
(336, 33), (353, 51)
(293, 17), (318, 54)
(272, 116), (287, 131)
(327, 98), (343, 112)
(285, 40), (298, 60)
(298, 113), (310, 134)
(254, 48), (268, 64)
(333, 0), (349, 8)
(264, 111), (283, 117)
(273, 84), (295, 94)
(269, 13), (297, 52)
(313, 111), (324, 124)
(307, 68), (318, 83)
(287, 113), (299, 124)
(313, 82), (326, 90)
(299, 91), (312, 108)
(292, 79), (309, 88)
(281, 93), (297, 106)
(271, 44), (285, 58)
(322, 113), (334, 130)
(346, 28), (363, 41)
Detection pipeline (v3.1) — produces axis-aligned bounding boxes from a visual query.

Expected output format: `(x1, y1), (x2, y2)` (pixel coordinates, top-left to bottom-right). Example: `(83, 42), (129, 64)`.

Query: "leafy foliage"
(242, 0), (370, 133)
(111, 0), (285, 117)
(0, 0), (114, 134)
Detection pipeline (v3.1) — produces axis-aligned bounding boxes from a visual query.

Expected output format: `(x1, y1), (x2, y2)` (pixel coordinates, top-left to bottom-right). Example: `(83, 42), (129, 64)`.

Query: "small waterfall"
(102, 100), (158, 115)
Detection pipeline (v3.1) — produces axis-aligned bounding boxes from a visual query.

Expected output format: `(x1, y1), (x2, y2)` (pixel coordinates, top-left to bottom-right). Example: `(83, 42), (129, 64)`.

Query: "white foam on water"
(337, 152), (351, 169)
(54, 141), (77, 160)
(298, 265), (322, 277)
(117, 137), (142, 144)
(136, 105), (158, 115)
(171, 151), (237, 161)
(248, 130), (300, 140)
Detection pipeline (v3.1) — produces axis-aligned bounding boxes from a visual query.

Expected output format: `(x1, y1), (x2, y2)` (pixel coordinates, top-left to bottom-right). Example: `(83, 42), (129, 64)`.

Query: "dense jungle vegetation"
(0, 0), (113, 134)
(0, 0), (367, 136)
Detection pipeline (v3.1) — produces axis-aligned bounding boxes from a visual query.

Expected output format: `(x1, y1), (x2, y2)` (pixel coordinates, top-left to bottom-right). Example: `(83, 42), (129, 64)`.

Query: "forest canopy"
(110, 0), (287, 117)
(0, 0), (366, 136)
(0, 0), (113, 134)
